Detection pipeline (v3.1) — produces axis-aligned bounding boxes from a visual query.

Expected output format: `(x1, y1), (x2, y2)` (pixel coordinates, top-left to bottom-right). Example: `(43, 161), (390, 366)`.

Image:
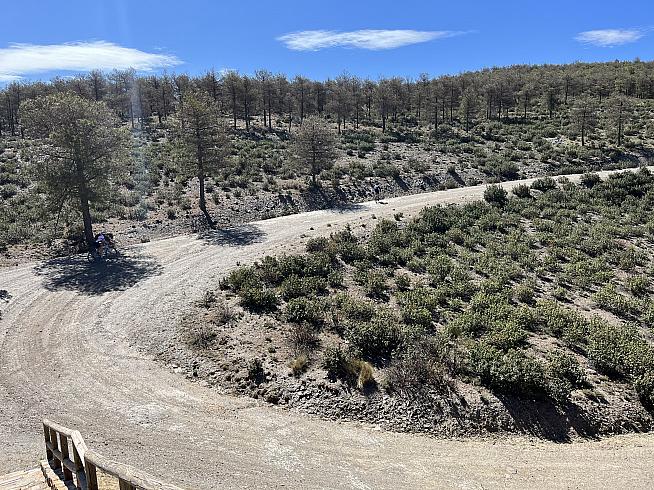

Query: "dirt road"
(2, 170), (654, 489)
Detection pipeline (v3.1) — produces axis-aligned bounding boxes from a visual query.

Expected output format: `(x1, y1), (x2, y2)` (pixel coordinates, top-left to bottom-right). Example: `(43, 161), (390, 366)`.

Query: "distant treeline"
(1, 59), (654, 137)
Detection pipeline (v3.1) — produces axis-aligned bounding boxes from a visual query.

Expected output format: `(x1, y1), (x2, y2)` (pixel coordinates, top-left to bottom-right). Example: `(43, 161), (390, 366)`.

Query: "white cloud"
(0, 41), (182, 80)
(575, 29), (644, 47)
(277, 29), (464, 51)
(0, 74), (21, 82)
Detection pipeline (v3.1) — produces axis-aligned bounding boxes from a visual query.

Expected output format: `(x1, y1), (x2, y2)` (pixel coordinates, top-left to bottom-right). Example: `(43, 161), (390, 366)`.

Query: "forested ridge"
(2, 59), (654, 135)
(2, 59), (654, 254)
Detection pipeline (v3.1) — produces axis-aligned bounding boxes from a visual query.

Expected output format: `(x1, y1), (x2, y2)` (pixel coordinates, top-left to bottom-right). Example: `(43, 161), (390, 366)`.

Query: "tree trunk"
(78, 185), (94, 246)
(232, 94), (237, 129)
(311, 151), (317, 185)
(198, 173), (215, 228)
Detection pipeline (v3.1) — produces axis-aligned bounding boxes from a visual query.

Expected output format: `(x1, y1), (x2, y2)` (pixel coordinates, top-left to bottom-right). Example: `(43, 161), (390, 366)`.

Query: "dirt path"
(2, 170), (654, 489)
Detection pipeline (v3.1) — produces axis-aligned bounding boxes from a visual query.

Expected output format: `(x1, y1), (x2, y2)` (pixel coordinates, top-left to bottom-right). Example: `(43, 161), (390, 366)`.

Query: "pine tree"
(174, 90), (229, 228)
(292, 116), (336, 185)
(21, 93), (129, 245)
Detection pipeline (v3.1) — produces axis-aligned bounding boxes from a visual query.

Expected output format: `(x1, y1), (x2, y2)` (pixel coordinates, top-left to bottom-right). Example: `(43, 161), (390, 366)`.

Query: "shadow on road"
(35, 252), (163, 295)
(497, 395), (602, 442)
(199, 224), (266, 246)
(332, 202), (367, 213)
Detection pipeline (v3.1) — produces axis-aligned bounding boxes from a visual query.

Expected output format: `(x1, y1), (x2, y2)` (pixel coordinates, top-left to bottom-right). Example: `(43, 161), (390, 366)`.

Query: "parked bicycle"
(86, 232), (119, 263)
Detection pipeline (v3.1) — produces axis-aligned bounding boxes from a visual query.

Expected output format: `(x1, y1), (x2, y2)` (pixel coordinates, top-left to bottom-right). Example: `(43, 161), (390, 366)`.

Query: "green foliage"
(586, 321), (654, 378)
(484, 184), (508, 206)
(212, 168), (654, 418)
(627, 275), (650, 297)
(547, 351), (587, 387)
(580, 172), (601, 188)
(239, 284), (279, 312)
(354, 268), (389, 298)
(344, 310), (404, 361)
(469, 343), (549, 397)
(530, 176), (557, 192)
(635, 372), (654, 411)
(285, 296), (325, 325)
(21, 92), (129, 242)
(593, 284), (640, 318)
(511, 183), (531, 198)
(280, 274), (328, 300)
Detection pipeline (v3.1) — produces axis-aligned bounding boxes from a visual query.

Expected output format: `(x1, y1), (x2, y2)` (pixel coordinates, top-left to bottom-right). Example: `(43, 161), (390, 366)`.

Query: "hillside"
(167, 169), (654, 440)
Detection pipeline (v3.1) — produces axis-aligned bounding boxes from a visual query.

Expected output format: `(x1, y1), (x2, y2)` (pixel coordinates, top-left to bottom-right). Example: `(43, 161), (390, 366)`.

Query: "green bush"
(530, 176), (557, 192)
(533, 301), (590, 345)
(398, 287), (441, 320)
(626, 275), (650, 297)
(484, 184), (508, 207)
(593, 284), (640, 318)
(225, 266), (259, 292)
(580, 172), (601, 188)
(511, 183), (531, 198)
(394, 273), (412, 291)
(635, 372), (654, 410)
(484, 321), (528, 351)
(239, 285), (279, 312)
(586, 321), (639, 377)
(515, 282), (536, 304)
(401, 304), (434, 328)
(355, 269), (389, 298)
(333, 295), (376, 322)
(547, 351), (587, 387)
(469, 343), (549, 397)
(344, 311), (403, 361)
(306, 236), (329, 253)
(280, 275), (328, 300)
(285, 296), (325, 325)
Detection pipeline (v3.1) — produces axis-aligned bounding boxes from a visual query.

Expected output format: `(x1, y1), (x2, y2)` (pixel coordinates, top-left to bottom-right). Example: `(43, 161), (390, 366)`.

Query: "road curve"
(2, 169), (654, 489)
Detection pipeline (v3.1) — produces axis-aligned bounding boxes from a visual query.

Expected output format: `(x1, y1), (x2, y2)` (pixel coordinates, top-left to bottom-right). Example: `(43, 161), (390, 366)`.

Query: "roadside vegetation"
(178, 169), (654, 438)
(2, 60), (654, 257)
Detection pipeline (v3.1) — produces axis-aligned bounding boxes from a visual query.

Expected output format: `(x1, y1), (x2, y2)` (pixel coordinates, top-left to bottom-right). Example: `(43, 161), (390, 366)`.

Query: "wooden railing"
(42, 419), (185, 490)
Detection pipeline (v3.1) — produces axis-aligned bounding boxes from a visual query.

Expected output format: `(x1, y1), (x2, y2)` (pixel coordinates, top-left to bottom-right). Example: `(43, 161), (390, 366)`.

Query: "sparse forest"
(2, 60), (654, 256)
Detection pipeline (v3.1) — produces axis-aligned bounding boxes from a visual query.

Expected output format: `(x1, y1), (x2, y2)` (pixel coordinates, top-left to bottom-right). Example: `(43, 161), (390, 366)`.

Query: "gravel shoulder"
(2, 169), (654, 489)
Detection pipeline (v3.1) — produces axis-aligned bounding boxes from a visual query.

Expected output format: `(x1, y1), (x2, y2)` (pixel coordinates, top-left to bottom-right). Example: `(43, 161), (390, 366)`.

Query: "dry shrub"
(288, 324), (319, 355)
(323, 347), (376, 391)
(384, 338), (452, 395)
(356, 360), (375, 390)
(206, 301), (234, 325)
(187, 325), (217, 349)
(289, 353), (309, 376)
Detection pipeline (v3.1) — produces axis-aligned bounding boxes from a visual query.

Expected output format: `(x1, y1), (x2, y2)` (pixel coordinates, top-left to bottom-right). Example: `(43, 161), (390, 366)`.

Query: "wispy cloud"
(575, 28), (645, 47)
(0, 41), (182, 80)
(277, 29), (465, 51)
(0, 74), (21, 82)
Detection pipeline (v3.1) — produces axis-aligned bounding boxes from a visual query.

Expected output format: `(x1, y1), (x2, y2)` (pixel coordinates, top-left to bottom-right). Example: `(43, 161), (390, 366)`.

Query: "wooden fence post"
(85, 461), (98, 490)
(50, 428), (62, 470)
(60, 434), (73, 481)
(43, 423), (53, 461)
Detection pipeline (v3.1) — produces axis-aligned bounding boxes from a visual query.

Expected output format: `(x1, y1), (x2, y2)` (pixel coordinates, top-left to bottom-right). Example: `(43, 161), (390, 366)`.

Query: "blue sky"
(1, 0), (653, 83)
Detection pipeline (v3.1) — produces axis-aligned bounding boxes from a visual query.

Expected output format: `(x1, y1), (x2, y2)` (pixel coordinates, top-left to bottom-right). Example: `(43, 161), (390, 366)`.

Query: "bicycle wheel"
(86, 251), (95, 263)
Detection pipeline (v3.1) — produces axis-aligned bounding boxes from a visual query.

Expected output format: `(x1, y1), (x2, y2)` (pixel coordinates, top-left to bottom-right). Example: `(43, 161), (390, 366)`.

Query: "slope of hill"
(170, 169), (654, 440)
